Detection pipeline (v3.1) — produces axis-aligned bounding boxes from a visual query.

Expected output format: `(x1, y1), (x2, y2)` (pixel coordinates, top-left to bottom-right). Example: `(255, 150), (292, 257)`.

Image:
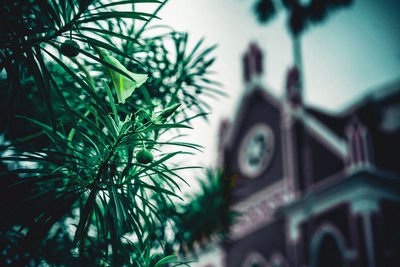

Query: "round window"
(238, 123), (275, 178)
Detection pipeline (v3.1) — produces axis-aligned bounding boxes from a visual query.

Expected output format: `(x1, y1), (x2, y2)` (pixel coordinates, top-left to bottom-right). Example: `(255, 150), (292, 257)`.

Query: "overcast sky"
(146, 0), (400, 189)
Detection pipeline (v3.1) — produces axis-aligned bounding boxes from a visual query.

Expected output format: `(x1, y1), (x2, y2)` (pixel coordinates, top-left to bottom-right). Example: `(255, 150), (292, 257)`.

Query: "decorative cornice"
(283, 168), (400, 242)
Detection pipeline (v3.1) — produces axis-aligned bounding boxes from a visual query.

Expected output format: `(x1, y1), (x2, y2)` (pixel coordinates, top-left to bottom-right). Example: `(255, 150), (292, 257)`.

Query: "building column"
(352, 198), (379, 267)
(362, 213), (376, 267)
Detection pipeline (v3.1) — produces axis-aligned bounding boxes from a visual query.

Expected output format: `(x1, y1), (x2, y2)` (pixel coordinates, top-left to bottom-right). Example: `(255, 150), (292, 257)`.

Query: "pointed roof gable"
(222, 43), (399, 165)
(225, 86), (281, 151)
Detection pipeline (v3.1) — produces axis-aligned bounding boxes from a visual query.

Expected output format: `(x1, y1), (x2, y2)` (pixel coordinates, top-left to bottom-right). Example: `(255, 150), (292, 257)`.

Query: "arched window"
(311, 224), (348, 267)
(316, 233), (344, 267)
(242, 252), (269, 267)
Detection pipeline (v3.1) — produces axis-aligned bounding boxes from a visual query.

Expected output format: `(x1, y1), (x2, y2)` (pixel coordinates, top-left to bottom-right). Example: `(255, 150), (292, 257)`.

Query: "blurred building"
(195, 43), (400, 267)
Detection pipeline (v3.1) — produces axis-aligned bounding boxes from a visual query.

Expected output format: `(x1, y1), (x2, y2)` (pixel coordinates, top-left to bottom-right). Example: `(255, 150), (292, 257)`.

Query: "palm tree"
(253, 0), (352, 94)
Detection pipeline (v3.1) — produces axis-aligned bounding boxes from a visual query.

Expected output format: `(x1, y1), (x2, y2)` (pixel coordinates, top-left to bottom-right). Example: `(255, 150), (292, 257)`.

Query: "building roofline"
(281, 166), (400, 215)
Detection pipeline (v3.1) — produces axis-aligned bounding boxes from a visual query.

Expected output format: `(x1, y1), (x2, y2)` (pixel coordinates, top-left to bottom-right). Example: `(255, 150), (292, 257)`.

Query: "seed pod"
(136, 149), (153, 164)
(184, 76), (192, 85)
(159, 103), (181, 119)
(60, 40), (80, 57)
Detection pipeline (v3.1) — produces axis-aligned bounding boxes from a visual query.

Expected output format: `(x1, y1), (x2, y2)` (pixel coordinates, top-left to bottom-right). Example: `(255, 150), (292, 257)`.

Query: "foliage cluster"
(150, 169), (237, 257)
(0, 0), (225, 266)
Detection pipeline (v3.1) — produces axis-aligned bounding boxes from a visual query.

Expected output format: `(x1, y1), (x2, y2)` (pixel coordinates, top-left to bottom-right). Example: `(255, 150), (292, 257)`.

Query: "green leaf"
(15, 115), (65, 140)
(103, 80), (118, 122)
(24, 50), (57, 133)
(148, 123), (193, 131)
(73, 189), (97, 247)
(159, 103), (181, 119)
(72, 33), (143, 65)
(154, 255), (178, 267)
(78, 26), (141, 45)
(133, 182), (183, 201)
(43, 48), (107, 112)
(96, 48), (148, 103)
(139, 85), (153, 106)
(78, 11), (158, 24)
(92, 0), (161, 11)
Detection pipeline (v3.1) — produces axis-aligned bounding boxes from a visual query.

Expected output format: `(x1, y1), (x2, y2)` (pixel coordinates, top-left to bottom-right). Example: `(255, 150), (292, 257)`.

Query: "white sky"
(144, 0), (400, 191)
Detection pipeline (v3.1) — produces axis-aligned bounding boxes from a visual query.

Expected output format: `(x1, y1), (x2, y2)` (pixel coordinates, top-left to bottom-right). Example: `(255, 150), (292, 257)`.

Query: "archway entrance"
(315, 233), (344, 267)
